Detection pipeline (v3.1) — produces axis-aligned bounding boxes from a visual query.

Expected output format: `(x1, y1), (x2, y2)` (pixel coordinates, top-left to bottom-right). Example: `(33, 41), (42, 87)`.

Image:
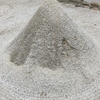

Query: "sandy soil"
(0, 0), (100, 100)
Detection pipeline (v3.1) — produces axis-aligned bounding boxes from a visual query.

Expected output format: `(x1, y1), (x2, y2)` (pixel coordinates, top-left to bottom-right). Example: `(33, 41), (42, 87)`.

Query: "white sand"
(0, 0), (100, 100)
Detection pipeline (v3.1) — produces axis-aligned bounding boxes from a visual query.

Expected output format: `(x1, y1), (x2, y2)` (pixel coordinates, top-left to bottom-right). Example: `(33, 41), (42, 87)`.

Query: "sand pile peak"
(9, 0), (97, 70)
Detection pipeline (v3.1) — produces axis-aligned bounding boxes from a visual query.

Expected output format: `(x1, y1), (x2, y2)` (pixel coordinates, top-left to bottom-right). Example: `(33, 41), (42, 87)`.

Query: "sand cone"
(9, 0), (97, 70)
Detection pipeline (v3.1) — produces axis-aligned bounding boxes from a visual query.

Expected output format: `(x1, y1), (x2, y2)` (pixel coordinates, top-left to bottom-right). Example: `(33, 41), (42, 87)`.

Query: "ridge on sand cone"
(9, 0), (98, 70)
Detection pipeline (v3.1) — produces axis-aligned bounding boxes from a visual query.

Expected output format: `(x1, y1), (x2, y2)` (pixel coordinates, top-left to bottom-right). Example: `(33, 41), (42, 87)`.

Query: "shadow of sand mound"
(9, 0), (98, 70)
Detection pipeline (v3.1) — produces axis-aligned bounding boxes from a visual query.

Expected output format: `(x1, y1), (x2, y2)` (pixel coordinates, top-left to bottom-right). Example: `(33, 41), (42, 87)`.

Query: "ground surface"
(0, 0), (100, 100)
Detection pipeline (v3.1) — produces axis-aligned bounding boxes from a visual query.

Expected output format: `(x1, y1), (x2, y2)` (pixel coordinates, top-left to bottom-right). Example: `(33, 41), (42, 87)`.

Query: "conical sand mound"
(9, 0), (98, 70)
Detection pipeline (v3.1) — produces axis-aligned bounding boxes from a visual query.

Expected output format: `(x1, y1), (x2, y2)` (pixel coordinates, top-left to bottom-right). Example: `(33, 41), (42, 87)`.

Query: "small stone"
(89, 5), (94, 9)
(69, 0), (77, 3)
(94, 24), (96, 26)
(57, 0), (65, 2)
(75, 3), (82, 7)
(82, 1), (89, 6)
(90, 2), (100, 8)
